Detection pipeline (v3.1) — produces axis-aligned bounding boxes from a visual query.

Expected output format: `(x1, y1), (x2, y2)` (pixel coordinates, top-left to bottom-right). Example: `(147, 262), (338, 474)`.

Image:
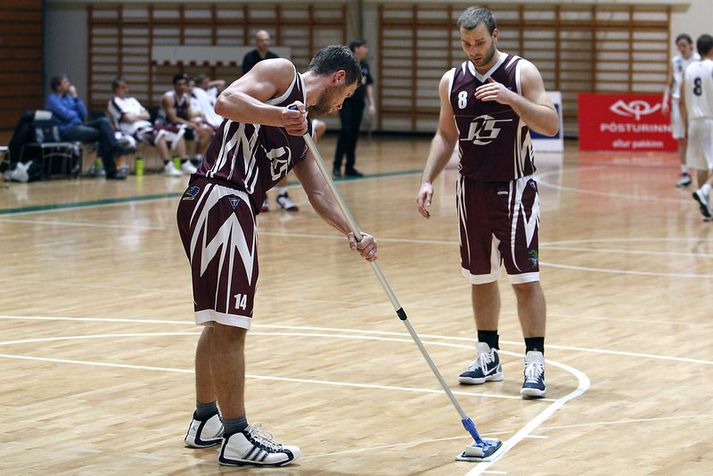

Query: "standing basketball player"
(682, 34), (713, 221)
(663, 34), (700, 188)
(416, 7), (558, 399)
(177, 46), (377, 467)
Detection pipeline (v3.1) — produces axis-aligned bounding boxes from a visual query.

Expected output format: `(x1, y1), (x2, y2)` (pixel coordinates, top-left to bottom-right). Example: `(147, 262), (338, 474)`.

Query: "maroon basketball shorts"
(457, 174), (540, 285)
(177, 176), (258, 329)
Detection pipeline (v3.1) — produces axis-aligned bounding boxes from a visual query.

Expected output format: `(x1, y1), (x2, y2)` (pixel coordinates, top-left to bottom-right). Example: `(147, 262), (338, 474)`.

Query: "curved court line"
(467, 351), (590, 475)
(1, 316), (712, 365)
(0, 329), (587, 474)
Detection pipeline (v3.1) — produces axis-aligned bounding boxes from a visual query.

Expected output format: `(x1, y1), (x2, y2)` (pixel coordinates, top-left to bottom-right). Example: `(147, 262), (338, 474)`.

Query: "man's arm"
(292, 155), (378, 261)
(366, 84), (376, 116)
(214, 58), (306, 135)
(662, 72), (675, 114)
(474, 60), (559, 137)
(416, 69), (459, 219)
(680, 71), (688, 138)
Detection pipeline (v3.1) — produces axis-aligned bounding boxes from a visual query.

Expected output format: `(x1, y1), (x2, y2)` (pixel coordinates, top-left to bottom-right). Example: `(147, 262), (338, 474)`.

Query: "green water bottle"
(135, 157), (144, 177)
(173, 156), (181, 171)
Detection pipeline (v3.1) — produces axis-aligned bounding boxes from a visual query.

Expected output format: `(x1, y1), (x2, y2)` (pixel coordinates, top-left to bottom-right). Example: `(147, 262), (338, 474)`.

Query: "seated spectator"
(191, 74), (225, 129)
(108, 77), (188, 176)
(157, 73), (214, 165)
(45, 73), (128, 179)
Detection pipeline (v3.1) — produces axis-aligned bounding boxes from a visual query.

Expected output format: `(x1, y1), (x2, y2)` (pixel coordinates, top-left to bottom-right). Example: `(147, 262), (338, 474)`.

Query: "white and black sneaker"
(692, 189), (712, 219)
(219, 424), (301, 467)
(676, 172), (692, 188)
(458, 342), (503, 385)
(184, 412), (224, 448)
(520, 351), (547, 399)
(276, 192), (299, 212)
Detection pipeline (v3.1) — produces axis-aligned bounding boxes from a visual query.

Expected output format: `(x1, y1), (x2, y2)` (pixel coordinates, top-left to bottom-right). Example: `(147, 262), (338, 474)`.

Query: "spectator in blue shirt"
(45, 74), (127, 179)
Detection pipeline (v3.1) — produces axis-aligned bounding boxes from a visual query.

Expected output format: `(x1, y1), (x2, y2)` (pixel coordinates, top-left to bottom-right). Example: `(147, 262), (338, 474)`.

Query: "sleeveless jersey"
(195, 63), (312, 211)
(159, 90), (190, 122)
(683, 59), (713, 120)
(450, 53), (535, 182)
(672, 52), (701, 100)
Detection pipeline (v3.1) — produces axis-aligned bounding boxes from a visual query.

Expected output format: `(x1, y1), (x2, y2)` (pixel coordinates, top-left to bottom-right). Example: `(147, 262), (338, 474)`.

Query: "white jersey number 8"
(458, 91), (468, 109)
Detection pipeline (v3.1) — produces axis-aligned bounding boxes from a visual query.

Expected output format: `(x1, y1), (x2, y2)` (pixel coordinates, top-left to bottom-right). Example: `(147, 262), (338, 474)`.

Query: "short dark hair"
(457, 6), (497, 35)
(173, 73), (189, 85)
(111, 77), (126, 92)
(697, 34), (713, 56)
(348, 39), (367, 52)
(676, 33), (693, 45)
(50, 74), (67, 91)
(308, 45), (362, 86)
(193, 74), (208, 85)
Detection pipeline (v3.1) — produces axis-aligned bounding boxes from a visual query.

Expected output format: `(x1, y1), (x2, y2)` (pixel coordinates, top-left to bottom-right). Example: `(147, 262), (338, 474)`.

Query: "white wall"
(671, 0), (713, 56)
(44, 2), (88, 100)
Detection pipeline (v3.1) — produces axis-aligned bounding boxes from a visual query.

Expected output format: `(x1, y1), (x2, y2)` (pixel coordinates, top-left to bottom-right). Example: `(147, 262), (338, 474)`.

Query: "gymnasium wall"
(0, 0), (43, 130)
(30, 1), (713, 135)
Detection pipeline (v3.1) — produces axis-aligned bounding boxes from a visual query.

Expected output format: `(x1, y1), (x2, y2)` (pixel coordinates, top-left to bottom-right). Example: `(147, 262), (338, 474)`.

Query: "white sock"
(278, 187), (288, 195)
(681, 165), (689, 174)
(702, 183), (711, 195)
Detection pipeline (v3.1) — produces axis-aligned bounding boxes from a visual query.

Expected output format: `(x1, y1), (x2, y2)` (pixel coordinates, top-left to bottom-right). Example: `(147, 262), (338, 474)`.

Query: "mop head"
(456, 438), (503, 462)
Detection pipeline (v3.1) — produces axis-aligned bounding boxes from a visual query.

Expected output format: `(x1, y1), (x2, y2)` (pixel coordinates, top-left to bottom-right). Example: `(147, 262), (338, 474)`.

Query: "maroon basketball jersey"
(450, 53), (535, 182)
(196, 63), (312, 211)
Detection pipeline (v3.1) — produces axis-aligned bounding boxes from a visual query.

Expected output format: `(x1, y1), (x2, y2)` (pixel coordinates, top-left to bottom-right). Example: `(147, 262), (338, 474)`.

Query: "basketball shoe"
(520, 350), (547, 399)
(458, 342), (503, 385)
(692, 189), (712, 219)
(676, 172), (692, 188)
(184, 411), (224, 448)
(276, 192), (299, 211)
(219, 424), (301, 467)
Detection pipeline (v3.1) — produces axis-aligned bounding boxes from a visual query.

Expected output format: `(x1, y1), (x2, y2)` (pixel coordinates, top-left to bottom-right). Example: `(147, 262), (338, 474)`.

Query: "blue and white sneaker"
(458, 342), (503, 385)
(520, 351), (547, 399)
(184, 411), (224, 448)
(219, 424), (301, 467)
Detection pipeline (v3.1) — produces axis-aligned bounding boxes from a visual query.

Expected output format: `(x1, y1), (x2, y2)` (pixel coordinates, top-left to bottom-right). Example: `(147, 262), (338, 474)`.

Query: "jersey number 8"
(693, 77), (702, 97)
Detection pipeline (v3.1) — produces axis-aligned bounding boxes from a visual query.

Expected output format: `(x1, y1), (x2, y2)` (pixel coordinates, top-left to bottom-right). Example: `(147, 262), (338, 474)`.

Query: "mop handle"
(301, 132), (470, 423)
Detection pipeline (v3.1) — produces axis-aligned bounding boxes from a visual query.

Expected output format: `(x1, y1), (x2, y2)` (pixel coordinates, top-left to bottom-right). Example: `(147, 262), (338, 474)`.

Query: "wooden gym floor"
(0, 136), (711, 475)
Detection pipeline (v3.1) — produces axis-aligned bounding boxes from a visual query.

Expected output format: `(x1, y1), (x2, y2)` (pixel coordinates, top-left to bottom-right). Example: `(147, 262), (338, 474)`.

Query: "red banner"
(578, 93), (677, 151)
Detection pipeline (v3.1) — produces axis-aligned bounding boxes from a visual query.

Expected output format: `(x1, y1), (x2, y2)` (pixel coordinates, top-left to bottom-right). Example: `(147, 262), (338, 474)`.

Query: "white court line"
(466, 354), (590, 475)
(541, 414), (713, 432)
(0, 217), (167, 231)
(0, 332), (547, 402)
(0, 329), (587, 473)
(542, 245), (713, 259)
(1, 316), (712, 366)
(535, 168), (690, 203)
(539, 261), (713, 279)
(0, 351), (523, 402)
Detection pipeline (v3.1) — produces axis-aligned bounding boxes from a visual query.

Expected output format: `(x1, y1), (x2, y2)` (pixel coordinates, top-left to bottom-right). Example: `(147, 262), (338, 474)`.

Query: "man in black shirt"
(242, 30), (279, 74)
(242, 30), (298, 212)
(333, 39), (375, 178)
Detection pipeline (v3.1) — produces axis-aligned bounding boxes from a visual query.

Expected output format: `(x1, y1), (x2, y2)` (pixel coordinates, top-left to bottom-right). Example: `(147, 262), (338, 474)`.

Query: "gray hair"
(457, 6), (497, 34)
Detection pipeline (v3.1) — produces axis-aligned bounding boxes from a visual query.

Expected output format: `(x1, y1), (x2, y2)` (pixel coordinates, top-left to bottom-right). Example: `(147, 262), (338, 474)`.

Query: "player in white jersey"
(663, 34), (701, 187)
(681, 34), (713, 221)
(107, 78), (189, 176)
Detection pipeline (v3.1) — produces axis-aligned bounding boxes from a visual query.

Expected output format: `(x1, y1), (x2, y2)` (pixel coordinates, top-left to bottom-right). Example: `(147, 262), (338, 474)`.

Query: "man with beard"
(416, 7), (559, 399)
(177, 45), (378, 467)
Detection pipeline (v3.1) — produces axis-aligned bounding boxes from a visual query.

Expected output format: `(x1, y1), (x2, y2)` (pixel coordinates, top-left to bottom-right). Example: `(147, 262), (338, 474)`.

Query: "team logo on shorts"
(228, 196), (241, 211)
(528, 249), (539, 268)
(182, 186), (200, 200)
